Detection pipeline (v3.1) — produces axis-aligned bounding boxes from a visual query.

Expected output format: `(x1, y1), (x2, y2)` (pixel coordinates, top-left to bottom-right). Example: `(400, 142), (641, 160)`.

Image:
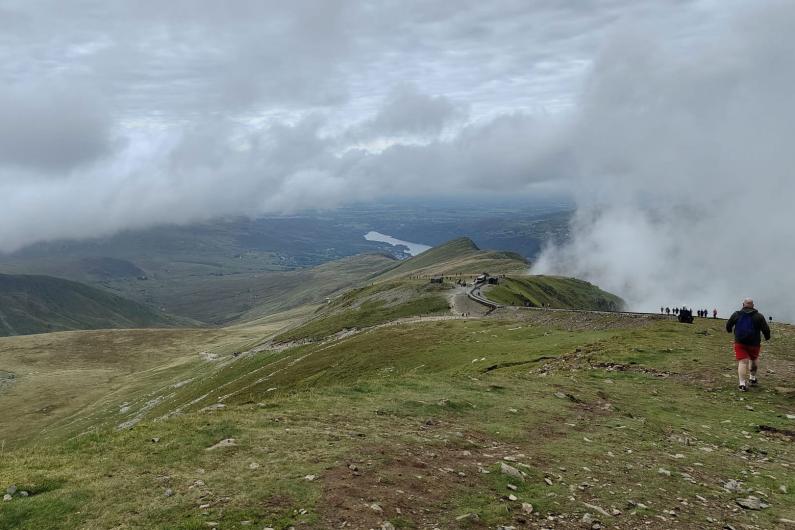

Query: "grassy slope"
(0, 309), (307, 447)
(486, 275), (625, 311)
(375, 237), (528, 280)
(273, 280), (452, 342)
(269, 238), (530, 343)
(2, 313), (794, 529)
(0, 274), (180, 337)
(138, 253), (398, 325)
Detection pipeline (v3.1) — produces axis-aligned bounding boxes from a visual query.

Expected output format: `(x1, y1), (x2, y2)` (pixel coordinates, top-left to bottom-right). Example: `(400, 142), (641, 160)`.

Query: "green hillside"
(486, 275), (625, 311)
(0, 274), (179, 336)
(150, 253), (398, 325)
(2, 240), (793, 529)
(271, 238), (531, 343)
(2, 312), (794, 529)
(376, 237), (527, 280)
(273, 280), (451, 343)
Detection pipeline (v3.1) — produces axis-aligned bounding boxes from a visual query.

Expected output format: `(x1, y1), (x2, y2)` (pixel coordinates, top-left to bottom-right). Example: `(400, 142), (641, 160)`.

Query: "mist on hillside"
(1, 1), (793, 320)
(533, 2), (795, 322)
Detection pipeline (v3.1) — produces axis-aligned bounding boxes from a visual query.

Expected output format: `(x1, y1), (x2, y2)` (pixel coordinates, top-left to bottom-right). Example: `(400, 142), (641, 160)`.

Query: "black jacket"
(726, 308), (771, 346)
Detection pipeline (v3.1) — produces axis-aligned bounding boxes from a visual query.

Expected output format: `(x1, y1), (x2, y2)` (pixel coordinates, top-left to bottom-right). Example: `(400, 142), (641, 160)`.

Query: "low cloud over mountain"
(1, 0), (793, 318)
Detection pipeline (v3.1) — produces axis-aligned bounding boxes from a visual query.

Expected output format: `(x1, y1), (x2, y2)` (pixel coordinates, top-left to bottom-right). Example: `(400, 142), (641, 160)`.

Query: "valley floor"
(2, 309), (795, 529)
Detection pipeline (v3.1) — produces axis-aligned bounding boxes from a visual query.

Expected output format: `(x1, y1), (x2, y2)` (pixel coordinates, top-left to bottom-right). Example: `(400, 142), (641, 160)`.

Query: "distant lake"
(364, 231), (431, 257)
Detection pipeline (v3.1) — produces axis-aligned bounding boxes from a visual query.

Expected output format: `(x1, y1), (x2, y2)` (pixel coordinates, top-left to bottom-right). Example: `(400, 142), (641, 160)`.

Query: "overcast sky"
(1, 1), (793, 317)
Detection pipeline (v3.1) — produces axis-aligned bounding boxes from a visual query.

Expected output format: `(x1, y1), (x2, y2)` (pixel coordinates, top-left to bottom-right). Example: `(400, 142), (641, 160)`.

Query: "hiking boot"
(750, 377), (758, 386)
(739, 384), (748, 392)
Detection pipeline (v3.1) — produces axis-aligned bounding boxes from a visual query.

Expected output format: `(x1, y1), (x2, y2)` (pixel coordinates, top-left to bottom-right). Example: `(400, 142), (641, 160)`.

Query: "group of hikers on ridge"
(661, 306), (717, 319)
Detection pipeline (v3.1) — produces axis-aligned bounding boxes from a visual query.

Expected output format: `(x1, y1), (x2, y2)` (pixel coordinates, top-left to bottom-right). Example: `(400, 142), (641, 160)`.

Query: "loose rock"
(206, 438), (236, 451)
(723, 479), (743, 493)
(582, 502), (612, 517)
(521, 502), (534, 514)
(6, 485), (17, 495)
(500, 462), (524, 482)
(455, 513), (480, 522)
(3, 494), (11, 502)
(735, 496), (763, 510)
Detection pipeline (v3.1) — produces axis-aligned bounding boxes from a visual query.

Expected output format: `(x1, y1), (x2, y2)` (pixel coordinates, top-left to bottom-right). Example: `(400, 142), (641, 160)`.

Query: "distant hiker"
(713, 308), (717, 319)
(665, 307), (670, 315)
(661, 306), (665, 314)
(726, 298), (771, 392)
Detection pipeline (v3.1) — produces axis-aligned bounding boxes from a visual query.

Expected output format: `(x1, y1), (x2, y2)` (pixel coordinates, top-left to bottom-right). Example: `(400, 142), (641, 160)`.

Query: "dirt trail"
(448, 285), (490, 317)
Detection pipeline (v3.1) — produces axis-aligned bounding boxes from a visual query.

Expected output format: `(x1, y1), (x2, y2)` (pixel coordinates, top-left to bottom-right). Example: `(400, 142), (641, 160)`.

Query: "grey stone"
(723, 479), (743, 493)
(6, 485), (16, 495)
(735, 496), (763, 510)
(455, 513), (480, 522)
(2, 494), (11, 502)
(205, 438), (236, 451)
(500, 462), (524, 482)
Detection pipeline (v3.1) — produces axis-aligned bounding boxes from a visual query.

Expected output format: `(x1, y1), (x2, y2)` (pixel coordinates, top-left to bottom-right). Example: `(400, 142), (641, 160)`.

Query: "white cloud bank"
(533, 1), (795, 321)
(1, 0), (793, 320)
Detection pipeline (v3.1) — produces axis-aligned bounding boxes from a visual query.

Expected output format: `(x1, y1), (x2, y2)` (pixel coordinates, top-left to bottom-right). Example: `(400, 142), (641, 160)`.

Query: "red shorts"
(734, 343), (761, 361)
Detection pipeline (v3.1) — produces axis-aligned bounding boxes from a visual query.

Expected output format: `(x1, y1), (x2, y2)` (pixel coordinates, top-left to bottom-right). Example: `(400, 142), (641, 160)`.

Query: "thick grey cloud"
(4, 0), (793, 323)
(0, 83), (112, 172)
(1, 0), (661, 248)
(355, 84), (465, 138)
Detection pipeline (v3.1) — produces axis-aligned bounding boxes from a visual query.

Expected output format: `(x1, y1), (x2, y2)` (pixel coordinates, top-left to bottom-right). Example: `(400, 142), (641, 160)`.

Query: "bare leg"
(737, 359), (749, 387)
(750, 359), (758, 384)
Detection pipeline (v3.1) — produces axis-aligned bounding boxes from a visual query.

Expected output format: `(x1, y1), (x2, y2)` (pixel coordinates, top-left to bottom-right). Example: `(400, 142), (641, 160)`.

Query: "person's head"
(742, 297), (754, 309)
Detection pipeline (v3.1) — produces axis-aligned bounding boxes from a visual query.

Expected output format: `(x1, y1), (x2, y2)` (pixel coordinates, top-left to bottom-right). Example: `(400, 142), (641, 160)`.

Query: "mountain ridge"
(0, 273), (180, 336)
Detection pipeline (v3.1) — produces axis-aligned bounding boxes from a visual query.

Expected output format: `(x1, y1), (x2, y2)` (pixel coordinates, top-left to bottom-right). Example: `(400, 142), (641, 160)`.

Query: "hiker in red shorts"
(726, 298), (771, 391)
